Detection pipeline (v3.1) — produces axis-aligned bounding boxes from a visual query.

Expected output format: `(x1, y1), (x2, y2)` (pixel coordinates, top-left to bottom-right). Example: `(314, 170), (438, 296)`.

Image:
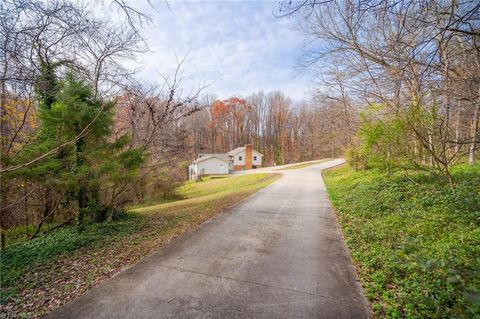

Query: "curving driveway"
(48, 159), (369, 319)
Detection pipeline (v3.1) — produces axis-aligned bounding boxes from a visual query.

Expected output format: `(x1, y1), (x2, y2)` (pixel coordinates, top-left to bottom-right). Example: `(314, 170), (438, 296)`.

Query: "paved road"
(48, 159), (369, 319)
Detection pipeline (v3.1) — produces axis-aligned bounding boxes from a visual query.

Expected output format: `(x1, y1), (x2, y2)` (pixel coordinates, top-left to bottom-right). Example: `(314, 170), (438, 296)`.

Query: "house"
(189, 144), (263, 180)
(227, 144), (263, 170)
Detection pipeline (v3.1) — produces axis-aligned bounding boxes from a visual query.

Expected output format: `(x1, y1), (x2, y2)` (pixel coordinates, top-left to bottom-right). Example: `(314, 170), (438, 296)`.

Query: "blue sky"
(130, 1), (310, 100)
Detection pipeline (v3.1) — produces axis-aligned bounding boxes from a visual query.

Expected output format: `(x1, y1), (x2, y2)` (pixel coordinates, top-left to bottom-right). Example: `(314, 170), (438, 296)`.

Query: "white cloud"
(130, 1), (310, 100)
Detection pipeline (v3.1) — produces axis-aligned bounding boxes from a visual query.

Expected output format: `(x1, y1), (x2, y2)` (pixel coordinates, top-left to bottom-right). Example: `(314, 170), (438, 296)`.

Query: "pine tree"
(16, 72), (145, 230)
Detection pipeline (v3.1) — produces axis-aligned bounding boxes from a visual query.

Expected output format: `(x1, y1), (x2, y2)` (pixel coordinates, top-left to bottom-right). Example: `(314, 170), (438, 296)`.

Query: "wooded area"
(0, 0), (350, 250)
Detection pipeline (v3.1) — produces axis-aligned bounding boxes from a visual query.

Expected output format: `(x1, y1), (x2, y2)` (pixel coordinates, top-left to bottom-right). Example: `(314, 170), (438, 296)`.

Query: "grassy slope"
(275, 158), (331, 171)
(0, 173), (280, 318)
(323, 164), (480, 318)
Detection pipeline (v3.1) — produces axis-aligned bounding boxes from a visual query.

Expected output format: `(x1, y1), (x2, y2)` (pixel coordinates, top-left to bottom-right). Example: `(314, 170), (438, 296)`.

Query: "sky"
(129, 0), (310, 101)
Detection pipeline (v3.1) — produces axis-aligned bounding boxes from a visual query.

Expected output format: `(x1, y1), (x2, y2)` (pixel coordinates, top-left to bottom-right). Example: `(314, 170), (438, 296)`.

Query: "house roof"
(193, 154), (232, 164)
(227, 147), (244, 156)
(227, 146), (263, 156)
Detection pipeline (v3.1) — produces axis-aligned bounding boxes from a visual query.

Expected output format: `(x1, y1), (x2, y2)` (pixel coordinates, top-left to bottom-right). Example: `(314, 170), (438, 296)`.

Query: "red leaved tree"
(208, 97), (253, 151)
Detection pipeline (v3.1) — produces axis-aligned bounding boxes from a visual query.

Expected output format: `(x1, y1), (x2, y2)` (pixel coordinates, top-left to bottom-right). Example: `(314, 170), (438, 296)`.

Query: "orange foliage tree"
(208, 97), (253, 151)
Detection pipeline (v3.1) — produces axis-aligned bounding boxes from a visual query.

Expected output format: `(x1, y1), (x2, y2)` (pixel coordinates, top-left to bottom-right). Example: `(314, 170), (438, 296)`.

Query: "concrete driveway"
(230, 159), (330, 175)
(48, 159), (369, 319)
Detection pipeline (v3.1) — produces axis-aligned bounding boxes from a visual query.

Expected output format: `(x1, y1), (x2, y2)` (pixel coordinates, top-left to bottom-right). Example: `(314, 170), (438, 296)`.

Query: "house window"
(239, 156), (242, 161)
(253, 156), (257, 161)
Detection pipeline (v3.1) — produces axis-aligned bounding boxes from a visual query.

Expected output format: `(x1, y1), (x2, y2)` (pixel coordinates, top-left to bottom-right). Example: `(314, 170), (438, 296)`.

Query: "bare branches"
(115, 57), (206, 155)
(281, 0), (480, 184)
(0, 0), (147, 173)
(109, 0), (153, 35)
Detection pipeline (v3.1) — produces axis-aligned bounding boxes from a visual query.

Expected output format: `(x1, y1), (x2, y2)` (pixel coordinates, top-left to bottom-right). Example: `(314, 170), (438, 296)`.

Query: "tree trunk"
(77, 185), (88, 229)
(454, 106), (461, 154)
(0, 184), (8, 251)
(428, 132), (434, 166)
(468, 104), (479, 164)
(74, 137), (89, 228)
(43, 188), (53, 221)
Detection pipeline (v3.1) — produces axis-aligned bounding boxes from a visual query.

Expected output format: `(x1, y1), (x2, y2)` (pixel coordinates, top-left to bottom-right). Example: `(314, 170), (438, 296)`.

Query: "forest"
(1, 0), (479, 318)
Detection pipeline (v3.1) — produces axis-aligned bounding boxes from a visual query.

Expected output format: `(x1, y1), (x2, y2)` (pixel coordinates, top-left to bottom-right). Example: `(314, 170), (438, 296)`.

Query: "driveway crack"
(156, 263), (317, 297)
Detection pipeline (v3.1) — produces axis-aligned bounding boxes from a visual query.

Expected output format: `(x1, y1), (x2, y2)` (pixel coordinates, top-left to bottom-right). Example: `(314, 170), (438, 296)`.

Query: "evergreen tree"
(16, 73), (145, 229)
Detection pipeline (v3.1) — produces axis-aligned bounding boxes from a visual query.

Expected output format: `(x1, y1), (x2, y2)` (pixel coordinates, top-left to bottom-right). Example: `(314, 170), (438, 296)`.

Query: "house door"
(220, 164), (227, 174)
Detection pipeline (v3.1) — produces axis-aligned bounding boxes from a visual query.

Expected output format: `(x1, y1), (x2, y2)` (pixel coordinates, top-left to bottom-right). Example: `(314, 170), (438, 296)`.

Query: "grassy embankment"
(323, 164), (480, 318)
(275, 158), (332, 171)
(1, 173), (280, 318)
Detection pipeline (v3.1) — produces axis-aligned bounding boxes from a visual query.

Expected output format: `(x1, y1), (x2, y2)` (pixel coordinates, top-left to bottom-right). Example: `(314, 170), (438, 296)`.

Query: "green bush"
(345, 146), (368, 170)
(149, 166), (186, 200)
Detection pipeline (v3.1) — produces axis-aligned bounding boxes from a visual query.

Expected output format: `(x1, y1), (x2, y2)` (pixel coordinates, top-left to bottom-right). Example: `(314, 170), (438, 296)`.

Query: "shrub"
(149, 166), (185, 199)
(345, 146), (368, 170)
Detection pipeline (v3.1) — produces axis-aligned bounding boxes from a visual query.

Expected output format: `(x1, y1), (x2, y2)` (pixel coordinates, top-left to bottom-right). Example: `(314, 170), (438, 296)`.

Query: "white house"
(189, 144), (263, 180)
(189, 154), (232, 180)
(227, 144), (263, 170)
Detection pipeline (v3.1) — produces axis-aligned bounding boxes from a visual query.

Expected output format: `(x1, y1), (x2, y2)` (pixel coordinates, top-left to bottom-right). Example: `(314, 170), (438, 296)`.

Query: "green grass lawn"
(323, 164), (480, 318)
(1, 173), (280, 318)
(275, 158), (332, 171)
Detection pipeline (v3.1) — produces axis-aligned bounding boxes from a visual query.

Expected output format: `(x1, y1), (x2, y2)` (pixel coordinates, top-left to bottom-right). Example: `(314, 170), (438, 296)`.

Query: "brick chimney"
(245, 144), (253, 169)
